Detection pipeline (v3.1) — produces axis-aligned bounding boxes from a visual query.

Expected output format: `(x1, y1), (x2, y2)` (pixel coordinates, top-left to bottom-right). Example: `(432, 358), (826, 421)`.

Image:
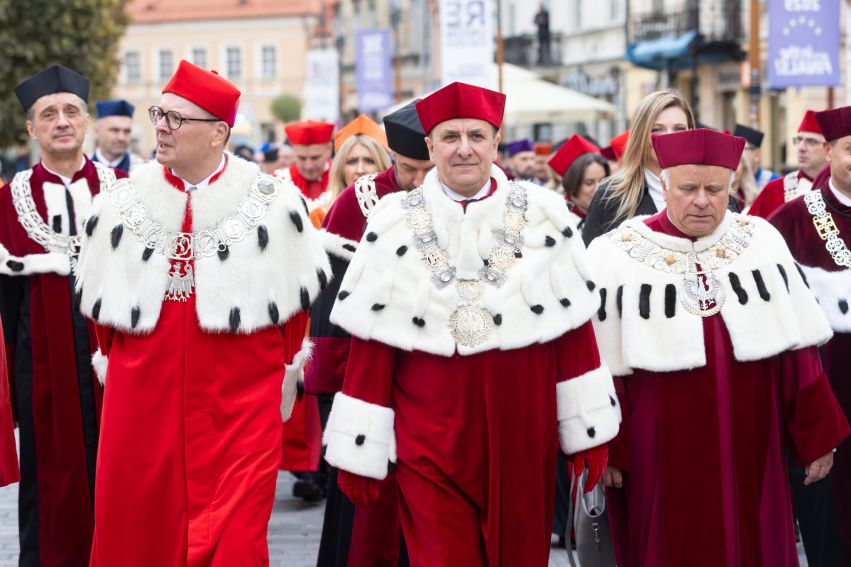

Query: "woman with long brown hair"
(582, 89), (695, 245)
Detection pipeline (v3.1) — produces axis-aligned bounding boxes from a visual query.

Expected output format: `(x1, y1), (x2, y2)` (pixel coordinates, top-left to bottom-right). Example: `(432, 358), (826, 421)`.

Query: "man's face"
(154, 93), (221, 171)
(425, 118), (499, 196)
(826, 136), (851, 195)
(26, 92), (89, 158)
(293, 143), (330, 181)
(94, 115), (133, 160)
(662, 164), (730, 237)
(534, 154), (548, 179)
(393, 151), (434, 190)
(277, 145), (295, 169)
(510, 150), (536, 179)
(744, 144), (761, 174)
(794, 130), (827, 176)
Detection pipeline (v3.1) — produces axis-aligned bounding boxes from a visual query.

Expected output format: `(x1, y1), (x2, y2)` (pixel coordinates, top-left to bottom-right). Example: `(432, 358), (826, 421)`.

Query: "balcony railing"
(628, 1), (742, 45)
(503, 33), (563, 68)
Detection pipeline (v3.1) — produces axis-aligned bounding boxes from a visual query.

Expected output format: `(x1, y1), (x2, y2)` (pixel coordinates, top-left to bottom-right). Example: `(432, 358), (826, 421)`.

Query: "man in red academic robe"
(276, 118), (334, 492)
(770, 105), (851, 566)
(588, 128), (850, 567)
(322, 82), (619, 566)
(749, 110), (825, 218)
(309, 100), (433, 567)
(0, 64), (123, 567)
(76, 60), (330, 567)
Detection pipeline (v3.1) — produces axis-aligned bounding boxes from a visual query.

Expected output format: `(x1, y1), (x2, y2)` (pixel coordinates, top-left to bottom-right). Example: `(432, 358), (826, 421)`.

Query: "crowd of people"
(0, 59), (848, 567)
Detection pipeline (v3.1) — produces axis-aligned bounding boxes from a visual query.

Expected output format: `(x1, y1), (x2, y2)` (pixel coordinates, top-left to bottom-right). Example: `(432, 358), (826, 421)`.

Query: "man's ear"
(425, 136), (435, 162)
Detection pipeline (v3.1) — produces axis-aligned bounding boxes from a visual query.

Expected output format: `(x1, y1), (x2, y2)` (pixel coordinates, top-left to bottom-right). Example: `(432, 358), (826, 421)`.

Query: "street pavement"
(0, 468), (808, 566)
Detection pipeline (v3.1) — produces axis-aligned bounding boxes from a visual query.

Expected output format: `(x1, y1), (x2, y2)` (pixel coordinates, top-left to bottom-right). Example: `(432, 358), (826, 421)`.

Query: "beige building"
(114, 0), (323, 154)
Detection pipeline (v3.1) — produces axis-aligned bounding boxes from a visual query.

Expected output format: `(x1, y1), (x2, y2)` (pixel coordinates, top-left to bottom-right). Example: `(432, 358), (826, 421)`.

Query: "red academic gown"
(333, 187), (607, 566)
(0, 320), (18, 486)
(277, 163), (329, 472)
(309, 167), (407, 567)
(89, 166), (310, 567)
(748, 170), (813, 219)
(769, 185), (851, 564)
(0, 160), (123, 567)
(605, 211), (850, 567)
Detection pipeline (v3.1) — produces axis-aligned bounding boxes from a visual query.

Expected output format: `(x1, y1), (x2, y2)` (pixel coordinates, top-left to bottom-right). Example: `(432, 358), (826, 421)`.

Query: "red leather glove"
(569, 443), (609, 494)
(337, 469), (381, 507)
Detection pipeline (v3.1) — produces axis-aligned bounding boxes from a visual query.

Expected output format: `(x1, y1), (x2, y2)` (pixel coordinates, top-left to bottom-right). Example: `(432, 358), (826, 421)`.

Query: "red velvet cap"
(285, 120), (335, 145)
(547, 135), (601, 177)
(610, 130), (630, 159)
(600, 146), (616, 161)
(652, 129), (745, 170)
(534, 143), (553, 156)
(415, 82), (506, 134)
(162, 60), (240, 127)
(815, 107), (851, 142)
(798, 110), (823, 135)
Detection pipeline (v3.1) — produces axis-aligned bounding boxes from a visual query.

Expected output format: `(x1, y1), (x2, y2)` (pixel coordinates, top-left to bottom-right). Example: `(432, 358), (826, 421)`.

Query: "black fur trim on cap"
(639, 284), (651, 319)
(728, 272), (748, 305)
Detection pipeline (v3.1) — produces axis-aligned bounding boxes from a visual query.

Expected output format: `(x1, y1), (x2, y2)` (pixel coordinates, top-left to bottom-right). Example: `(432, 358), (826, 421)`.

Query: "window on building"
(226, 47), (241, 79)
(191, 48), (207, 69)
(574, 0), (582, 30)
(611, 0), (620, 20)
(158, 49), (173, 81)
(261, 46), (276, 79)
(124, 51), (141, 84)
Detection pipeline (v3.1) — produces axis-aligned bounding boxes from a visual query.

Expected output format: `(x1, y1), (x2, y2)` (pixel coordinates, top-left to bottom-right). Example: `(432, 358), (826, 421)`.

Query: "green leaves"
(0, 0), (128, 146)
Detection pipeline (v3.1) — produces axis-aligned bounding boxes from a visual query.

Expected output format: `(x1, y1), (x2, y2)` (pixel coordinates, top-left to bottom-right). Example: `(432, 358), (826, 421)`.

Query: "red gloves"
(337, 469), (381, 506)
(569, 443), (608, 494)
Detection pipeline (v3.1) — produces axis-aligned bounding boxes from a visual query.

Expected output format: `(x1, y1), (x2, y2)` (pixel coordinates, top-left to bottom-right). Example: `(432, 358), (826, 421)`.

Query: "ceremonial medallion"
(449, 303), (494, 347)
(681, 272), (725, 317)
(165, 262), (195, 302)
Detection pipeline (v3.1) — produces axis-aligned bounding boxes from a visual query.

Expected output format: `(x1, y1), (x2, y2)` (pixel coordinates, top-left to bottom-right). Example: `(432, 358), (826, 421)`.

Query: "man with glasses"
(734, 123), (780, 190)
(0, 64), (123, 567)
(749, 110), (826, 218)
(77, 60), (330, 566)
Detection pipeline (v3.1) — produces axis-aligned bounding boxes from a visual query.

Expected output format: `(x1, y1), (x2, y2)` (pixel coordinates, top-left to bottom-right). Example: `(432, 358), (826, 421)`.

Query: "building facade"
(114, 0), (322, 153)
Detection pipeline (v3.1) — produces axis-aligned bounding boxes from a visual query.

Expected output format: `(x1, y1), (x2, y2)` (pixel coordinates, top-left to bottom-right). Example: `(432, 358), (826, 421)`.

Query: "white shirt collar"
(173, 154), (227, 192)
(440, 178), (492, 202)
(94, 147), (125, 168)
(829, 178), (851, 206)
(42, 156), (87, 187)
(644, 169), (665, 212)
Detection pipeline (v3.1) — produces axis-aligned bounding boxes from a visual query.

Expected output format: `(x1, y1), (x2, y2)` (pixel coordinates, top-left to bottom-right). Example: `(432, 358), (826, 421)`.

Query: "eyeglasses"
(148, 106), (222, 130)
(792, 136), (824, 148)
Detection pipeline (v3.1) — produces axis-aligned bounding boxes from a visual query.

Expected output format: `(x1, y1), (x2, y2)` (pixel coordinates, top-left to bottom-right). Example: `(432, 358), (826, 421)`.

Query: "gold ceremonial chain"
(804, 191), (851, 269)
(612, 217), (755, 317)
(401, 183), (529, 347)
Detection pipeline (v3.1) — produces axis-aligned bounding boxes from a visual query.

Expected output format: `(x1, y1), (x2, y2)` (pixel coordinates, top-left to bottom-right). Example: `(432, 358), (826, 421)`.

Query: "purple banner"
(767, 0), (840, 88)
(355, 29), (393, 112)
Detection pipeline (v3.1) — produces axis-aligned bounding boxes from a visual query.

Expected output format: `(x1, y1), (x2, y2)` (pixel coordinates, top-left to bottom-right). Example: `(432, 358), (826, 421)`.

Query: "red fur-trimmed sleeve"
(782, 345), (850, 465)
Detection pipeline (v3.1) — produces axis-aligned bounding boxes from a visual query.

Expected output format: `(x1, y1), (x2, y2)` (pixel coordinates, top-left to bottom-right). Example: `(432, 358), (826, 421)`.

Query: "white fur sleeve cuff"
(556, 365), (620, 454)
(91, 349), (108, 386)
(281, 338), (313, 422)
(323, 392), (396, 480)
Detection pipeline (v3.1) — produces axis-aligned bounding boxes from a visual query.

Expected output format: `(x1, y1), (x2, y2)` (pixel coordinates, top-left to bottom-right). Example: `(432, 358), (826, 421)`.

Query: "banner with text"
(439, 0), (494, 88)
(767, 0), (840, 88)
(355, 29), (394, 112)
(302, 49), (340, 122)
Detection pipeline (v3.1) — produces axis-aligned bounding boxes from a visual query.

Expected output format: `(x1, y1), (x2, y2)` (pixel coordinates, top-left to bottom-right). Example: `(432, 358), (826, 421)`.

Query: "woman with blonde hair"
(582, 89), (695, 244)
(732, 152), (759, 212)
